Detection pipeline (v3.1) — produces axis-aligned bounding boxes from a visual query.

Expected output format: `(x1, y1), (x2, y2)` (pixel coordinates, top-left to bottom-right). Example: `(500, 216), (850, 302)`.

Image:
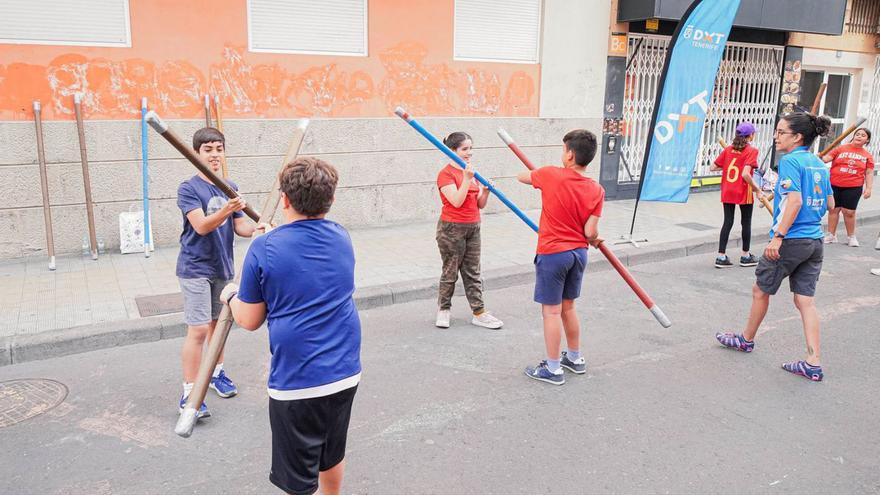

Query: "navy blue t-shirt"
(238, 219), (362, 399)
(175, 176), (243, 280)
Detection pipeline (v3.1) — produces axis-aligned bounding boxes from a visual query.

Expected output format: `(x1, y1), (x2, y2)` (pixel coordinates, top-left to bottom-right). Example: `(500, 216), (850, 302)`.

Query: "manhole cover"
(676, 222), (715, 231)
(0, 379), (68, 428)
(135, 292), (184, 317)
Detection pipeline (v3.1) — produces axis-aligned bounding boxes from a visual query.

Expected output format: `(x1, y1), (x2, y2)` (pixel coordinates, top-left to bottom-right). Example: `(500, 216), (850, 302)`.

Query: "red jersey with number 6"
(715, 144), (758, 204)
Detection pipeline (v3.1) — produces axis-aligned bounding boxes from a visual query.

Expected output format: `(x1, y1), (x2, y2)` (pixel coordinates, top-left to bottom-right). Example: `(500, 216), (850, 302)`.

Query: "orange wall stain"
(0, 0), (539, 120)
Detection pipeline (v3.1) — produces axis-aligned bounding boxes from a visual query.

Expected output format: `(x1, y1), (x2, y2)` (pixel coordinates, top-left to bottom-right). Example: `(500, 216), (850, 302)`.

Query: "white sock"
(182, 382), (194, 398)
(212, 363), (223, 378)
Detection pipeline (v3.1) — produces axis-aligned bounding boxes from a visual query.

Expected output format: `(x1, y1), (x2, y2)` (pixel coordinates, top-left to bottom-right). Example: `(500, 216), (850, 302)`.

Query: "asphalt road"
(1, 243), (879, 494)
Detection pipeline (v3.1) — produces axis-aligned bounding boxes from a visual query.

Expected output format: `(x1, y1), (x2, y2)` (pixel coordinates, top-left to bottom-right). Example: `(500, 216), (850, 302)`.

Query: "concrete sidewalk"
(2, 191), (880, 366)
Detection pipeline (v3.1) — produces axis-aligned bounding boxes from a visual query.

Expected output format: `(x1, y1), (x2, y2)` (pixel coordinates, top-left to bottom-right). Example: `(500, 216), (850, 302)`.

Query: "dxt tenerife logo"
(683, 24), (727, 50)
(654, 90), (710, 145)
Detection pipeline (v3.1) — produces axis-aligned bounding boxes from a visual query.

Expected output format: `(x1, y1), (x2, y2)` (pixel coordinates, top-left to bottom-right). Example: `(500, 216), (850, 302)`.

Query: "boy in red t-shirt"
(517, 130), (604, 385)
(710, 122), (763, 268)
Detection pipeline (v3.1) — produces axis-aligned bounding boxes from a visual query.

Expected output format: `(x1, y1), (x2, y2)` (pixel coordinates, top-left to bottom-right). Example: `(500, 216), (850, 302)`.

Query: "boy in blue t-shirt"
(716, 113), (834, 382)
(221, 157), (361, 495)
(176, 128), (258, 417)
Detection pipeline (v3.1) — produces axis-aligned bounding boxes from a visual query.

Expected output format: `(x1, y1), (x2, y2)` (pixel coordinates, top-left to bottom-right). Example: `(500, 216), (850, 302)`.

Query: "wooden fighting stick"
(204, 94), (212, 128)
(74, 94), (99, 260)
(150, 113), (309, 437)
(810, 83), (827, 115)
(211, 95), (230, 178)
(33, 101), (56, 271)
(819, 117), (868, 158)
(719, 137), (774, 214)
(496, 128), (671, 329)
(259, 119), (310, 224)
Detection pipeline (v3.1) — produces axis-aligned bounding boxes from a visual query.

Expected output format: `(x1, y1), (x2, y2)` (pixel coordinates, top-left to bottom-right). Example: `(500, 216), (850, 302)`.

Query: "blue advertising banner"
(637, 0), (741, 203)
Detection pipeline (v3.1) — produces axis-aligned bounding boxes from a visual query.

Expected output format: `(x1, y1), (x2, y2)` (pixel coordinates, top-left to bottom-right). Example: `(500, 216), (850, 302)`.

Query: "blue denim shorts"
(533, 248), (588, 305)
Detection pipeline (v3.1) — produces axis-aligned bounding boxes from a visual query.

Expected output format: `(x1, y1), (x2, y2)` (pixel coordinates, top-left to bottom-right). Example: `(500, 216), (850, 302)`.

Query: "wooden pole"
(260, 119), (310, 224)
(212, 95), (230, 178)
(33, 101), (56, 271)
(818, 117), (868, 158)
(810, 83), (827, 115)
(74, 94), (99, 260)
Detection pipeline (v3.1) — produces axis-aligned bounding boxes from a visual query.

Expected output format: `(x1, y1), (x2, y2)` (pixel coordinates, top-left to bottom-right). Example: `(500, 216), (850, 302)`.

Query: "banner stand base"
(614, 234), (648, 248)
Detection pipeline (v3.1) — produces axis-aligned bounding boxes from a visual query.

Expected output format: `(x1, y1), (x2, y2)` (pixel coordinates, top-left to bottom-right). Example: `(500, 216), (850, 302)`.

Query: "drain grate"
(135, 292), (184, 317)
(676, 222), (715, 231)
(0, 379), (68, 428)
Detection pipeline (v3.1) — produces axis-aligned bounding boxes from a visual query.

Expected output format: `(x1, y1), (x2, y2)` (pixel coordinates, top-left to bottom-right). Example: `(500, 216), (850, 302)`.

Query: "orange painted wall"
(0, 0), (540, 120)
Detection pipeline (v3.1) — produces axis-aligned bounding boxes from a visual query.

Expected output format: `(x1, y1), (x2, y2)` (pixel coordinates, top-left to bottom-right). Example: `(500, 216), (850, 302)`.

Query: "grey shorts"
(178, 277), (231, 326)
(755, 238), (823, 297)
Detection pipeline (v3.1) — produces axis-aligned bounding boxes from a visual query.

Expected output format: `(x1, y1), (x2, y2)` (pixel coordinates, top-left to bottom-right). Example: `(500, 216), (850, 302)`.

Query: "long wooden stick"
(144, 111), (259, 222)
(204, 94), (212, 128)
(212, 95), (230, 179)
(719, 137), (773, 214)
(810, 83), (827, 115)
(33, 101), (56, 271)
(74, 94), (99, 260)
(174, 119), (309, 438)
(260, 119), (310, 224)
(497, 128), (671, 329)
(818, 117), (868, 158)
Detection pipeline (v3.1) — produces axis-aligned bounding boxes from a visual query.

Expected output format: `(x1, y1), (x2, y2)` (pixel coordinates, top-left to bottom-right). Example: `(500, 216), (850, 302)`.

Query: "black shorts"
(755, 238), (823, 297)
(269, 385), (358, 495)
(832, 185), (863, 210)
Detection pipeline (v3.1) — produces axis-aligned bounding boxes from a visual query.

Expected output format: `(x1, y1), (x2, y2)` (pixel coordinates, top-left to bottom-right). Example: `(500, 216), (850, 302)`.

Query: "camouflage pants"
(436, 220), (484, 313)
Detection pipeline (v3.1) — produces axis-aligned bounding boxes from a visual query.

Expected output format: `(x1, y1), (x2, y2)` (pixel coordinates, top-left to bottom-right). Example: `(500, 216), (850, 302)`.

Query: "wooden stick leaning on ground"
(719, 137), (774, 215)
(259, 119), (310, 224)
(33, 101), (56, 271)
(211, 95), (229, 178)
(74, 94), (99, 260)
(818, 117), (868, 158)
(496, 128), (671, 329)
(144, 113), (309, 437)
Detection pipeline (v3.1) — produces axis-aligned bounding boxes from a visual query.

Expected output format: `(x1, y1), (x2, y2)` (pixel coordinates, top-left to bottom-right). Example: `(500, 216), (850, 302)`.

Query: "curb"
(3, 211), (880, 367)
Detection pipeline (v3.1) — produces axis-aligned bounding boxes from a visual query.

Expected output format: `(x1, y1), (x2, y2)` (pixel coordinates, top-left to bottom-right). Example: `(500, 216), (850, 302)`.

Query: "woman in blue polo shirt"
(715, 112), (834, 382)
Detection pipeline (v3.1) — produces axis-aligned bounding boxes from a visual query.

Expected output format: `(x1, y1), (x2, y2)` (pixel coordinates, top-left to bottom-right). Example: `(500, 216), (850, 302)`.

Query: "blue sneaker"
(560, 351), (586, 374)
(715, 332), (755, 353)
(782, 360), (823, 382)
(210, 369), (238, 398)
(179, 395), (210, 419)
(524, 360), (565, 385)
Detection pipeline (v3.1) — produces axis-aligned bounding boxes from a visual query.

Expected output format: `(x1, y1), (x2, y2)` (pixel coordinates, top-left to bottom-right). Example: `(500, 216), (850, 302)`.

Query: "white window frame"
(246, 0), (368, 57)
(0, 0), (131, 48)
(453, 0), (542, 65)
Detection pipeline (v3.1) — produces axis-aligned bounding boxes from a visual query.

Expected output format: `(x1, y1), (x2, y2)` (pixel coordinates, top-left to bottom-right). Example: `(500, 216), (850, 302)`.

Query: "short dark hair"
(193, 127), (225, 151)
(443, 131), (472, 150)
(780, 112), (831, 148)
(280, 157), (339, 216)
(562, 129), (597, 166)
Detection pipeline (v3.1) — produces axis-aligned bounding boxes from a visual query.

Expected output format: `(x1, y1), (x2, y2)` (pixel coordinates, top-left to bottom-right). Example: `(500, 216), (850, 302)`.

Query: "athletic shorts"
(269, 385), (358, 495)
(755, 238), (823, 297)
(178, 277), (230, 326)
(832, 185), (863, 210)
(533, 248), (588, 305)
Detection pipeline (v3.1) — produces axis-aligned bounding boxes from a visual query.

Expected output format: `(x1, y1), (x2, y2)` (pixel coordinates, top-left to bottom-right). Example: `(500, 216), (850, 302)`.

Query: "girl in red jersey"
(434, 132), (503, 330)
(821, 127), (874, 247)
(711, 122), (764, 268)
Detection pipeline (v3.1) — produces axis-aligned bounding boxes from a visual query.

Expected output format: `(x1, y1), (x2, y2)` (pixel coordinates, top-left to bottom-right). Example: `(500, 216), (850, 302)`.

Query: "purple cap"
(735, 122), (756, 137)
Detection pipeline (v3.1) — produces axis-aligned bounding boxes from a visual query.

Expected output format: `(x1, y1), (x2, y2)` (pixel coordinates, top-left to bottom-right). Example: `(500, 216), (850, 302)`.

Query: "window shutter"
(248, 0), (367, 56)
(454, 0), (541, 63)
(0, 0), (130, 47)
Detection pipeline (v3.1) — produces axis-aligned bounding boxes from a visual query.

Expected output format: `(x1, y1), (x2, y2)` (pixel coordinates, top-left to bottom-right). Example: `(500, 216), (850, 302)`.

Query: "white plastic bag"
(119, 206), (154, 254)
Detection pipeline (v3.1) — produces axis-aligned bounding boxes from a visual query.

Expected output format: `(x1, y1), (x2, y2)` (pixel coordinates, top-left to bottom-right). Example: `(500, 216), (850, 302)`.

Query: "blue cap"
(735, 122), (756, 137)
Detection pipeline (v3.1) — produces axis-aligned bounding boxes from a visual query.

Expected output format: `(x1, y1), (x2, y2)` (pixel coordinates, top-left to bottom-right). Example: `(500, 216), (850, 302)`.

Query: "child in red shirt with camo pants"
(517, 130), (605, 385)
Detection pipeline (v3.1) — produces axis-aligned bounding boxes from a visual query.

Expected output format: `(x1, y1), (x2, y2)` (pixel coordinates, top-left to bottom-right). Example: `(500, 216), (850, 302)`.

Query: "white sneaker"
(848, 236), (860, 247)
(823, 233), (837, 244)
(435, 309), (450, 328)
(871, 268), (880, 276)
(471, 311), (503, 329)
